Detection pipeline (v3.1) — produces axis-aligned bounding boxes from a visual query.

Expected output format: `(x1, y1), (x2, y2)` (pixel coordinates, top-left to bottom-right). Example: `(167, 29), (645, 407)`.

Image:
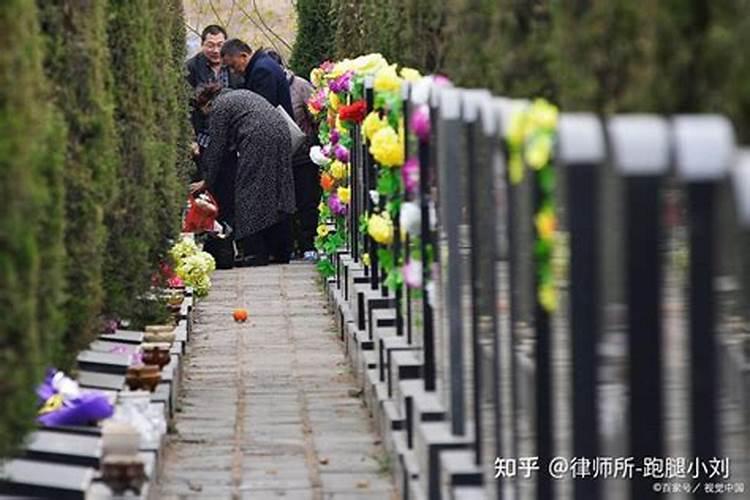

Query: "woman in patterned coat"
(191, 83), (296, 266)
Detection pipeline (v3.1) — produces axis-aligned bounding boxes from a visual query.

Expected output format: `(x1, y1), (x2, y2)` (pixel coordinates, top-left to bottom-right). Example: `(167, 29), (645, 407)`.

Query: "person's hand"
(190, 142), (200, 159)
(189, 180), (206, 194)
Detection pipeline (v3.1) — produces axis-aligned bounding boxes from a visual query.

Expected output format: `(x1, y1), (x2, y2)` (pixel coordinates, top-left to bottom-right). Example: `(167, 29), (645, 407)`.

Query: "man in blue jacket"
(220, 39), (293, 118)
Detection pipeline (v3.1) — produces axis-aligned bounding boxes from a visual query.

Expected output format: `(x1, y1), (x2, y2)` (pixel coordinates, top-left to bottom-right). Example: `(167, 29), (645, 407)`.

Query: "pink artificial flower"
(410, 104), (430, 142)
(403, 260), (423, 288)
(329, 71), (354, 93)
(322, 144), (333, 158)
(402, 157), (419, 195)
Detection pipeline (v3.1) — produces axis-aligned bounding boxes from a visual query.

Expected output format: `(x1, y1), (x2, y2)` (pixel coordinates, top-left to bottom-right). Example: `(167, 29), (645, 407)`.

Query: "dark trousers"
(210, 151), (238, 228)
(292, 162), (321, 253)
(240, 216), (292, 261)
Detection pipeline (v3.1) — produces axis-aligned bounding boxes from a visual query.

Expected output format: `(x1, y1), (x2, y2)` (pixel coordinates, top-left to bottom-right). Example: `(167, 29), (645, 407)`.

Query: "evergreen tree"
(0, 0), (66, 456)
(290, 0), (336, 78)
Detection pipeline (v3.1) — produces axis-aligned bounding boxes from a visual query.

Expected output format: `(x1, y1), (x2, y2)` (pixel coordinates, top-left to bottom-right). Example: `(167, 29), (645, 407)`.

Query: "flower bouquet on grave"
(36, 369), (114, 427)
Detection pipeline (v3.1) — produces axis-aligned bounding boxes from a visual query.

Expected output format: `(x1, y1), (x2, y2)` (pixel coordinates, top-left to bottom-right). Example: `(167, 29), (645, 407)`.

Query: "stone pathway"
(158, 264), (398, 499)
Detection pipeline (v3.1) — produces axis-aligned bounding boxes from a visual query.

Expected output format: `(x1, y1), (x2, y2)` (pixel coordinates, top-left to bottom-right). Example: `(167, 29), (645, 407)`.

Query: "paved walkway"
(158, 264), (397, 499)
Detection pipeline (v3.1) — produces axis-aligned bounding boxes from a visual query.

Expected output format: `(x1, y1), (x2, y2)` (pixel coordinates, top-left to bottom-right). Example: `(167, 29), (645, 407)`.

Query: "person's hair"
(192, 82), (223, 109)
(201, 25), (227, 44)
(220, 38), (253, 58)
(265, 50), (286, 68)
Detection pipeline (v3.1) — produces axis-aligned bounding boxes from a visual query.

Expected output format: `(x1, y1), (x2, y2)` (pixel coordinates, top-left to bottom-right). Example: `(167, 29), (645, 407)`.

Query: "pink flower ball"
(410, 104), (431, 143)
(402, 157), (419, 195)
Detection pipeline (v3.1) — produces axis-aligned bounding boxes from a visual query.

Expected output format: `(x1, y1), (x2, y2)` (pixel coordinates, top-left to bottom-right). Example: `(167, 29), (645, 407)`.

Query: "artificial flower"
(539, 283), (558, 312)
(330, 129), (340, 145)
(400, 67), (422, 82)
(362, 253), (371, 267)
(318, 201), (326, 213)
(310, 146), (331, 167)
(320, 173), (335, 192)
(332, 53), (388, 77)
(507, 110), (527, 146)
(402, 157), (419, 195)
(362, 112), (389, 141)
(410, 104), (431, 142)
(329, 92), (341, 111)
(369, 190), (380, 206)
(317, 224), (331, 237)
(370, 126), (404, 167)
(525, 133), (553, 169)
(329, 71), (354, 94)
(328, 194), (347, 216)
(403, 260), (423, 288)
(368, 213), (394, 245)
(334, 144), (350, 163)
(337, 187), (351, 204)
(310, 67), (325, 87)
(339, 100), (367, 124)
(330, 160), (348, 180)
(535, 210), (556, 241)
(374, 64), (402, 93)
(400, 201), (421, 237)
(528, 99), (558, 130)
(322, 144), (332, 158)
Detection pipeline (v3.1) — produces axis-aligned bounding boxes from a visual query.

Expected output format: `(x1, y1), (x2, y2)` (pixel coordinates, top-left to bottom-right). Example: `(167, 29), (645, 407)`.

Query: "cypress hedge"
(0, 0), (190, 458)
(0, 0), (66, 456)
(290, 0), (337, 78)
(332, 1), (750, 140)
(37, 0), (119, 365)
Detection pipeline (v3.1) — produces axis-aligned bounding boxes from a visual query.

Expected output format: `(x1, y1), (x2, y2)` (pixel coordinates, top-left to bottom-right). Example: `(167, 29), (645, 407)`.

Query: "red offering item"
(183, 192), (219, 233)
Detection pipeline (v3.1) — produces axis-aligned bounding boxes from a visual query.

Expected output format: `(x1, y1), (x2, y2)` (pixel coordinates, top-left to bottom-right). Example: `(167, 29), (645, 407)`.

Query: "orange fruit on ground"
(233, 309), (248, 322)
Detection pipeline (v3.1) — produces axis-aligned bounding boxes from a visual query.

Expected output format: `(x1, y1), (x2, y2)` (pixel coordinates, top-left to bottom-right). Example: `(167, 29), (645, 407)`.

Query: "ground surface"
(158, 263), (398, 499)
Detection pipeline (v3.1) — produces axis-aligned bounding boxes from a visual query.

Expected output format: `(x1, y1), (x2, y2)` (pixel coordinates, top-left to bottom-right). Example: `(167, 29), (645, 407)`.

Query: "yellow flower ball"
(317, 225), (330, 237)
(337, 187), (351, 204)
(370, 126), (404, 167)
(507, 111), (528, 146)
(374, 64), (402, 94)
(330, 160), (348, 180)
(535, 211), (557, 241)
(400, 67), (422, 82)
(368, 213), (394, 245)
(525, 134), (553, 169)
(528, 99), (559, 130)
(538, 284), (558, 312)
(362, 112), (389, 141)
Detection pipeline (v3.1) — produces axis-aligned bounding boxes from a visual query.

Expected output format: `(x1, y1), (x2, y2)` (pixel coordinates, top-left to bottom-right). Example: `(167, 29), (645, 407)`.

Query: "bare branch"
(233, 0), (282, 54)
(206, 0), (226, 28)
(185, 22), (201, 37)
(251, 0), (293, 51)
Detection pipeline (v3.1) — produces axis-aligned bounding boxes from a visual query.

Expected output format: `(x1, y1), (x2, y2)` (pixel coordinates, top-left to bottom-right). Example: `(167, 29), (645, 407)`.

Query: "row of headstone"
(326, 77), (749, 500)
(0, 288), (195, 499)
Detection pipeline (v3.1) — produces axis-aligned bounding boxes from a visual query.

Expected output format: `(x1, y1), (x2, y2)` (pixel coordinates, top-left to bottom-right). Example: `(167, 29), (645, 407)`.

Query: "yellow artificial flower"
(329, 92), (341, 111)
(337, 187), (351, 204)
(317, 225), (330, 237)
(506, 111), (527, 146)
(310, 68), (324, 87)
(331, 53), (389, 77)
(362, 112), (389, 141)
(330, 160), (348, 180)
(535, 210), (557, 241)
(362, 253), (371, 267)
(538, 283), (558, 312)
(370, 126), (404, 167)
(528, 99), (559, 130)
(374, 64), (402, 94)
(318, 201), (326, 213)
(368, 213), (394, 245)
(525, 134), (553, 169)
(509, 154), (524, 185)
(400, 67), (422, 82)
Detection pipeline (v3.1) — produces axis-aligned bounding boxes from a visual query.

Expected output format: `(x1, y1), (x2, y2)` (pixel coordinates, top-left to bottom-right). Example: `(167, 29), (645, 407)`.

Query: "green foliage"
(290, 0), (337, 78)
(0, 0), (66, 456)
(334, 0), (750, 140)
(37, 0), (119, 366)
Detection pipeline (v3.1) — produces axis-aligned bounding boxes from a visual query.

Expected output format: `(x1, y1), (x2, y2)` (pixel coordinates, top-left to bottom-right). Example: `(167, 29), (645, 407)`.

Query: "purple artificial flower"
(329, 71), (353, 94)
(334, 144), (350, 163)
(410, 104), (431, 143)
(402, 157), (420, 195)
(38, 393), (114, 427)
(322, 144), (333, 158)
(328, 193), (348, 216)
(330, 129), (340, 145)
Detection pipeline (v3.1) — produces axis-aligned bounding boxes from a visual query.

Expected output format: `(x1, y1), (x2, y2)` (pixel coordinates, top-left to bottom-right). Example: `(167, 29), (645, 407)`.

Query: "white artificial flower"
(400, 201), (421, 237)
(310, 146), (331, 167)
(369, 190), (380, 206)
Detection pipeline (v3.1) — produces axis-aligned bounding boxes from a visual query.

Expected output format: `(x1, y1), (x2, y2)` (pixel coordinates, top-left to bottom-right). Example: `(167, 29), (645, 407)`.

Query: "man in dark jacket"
(220, 39), (293, 119)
